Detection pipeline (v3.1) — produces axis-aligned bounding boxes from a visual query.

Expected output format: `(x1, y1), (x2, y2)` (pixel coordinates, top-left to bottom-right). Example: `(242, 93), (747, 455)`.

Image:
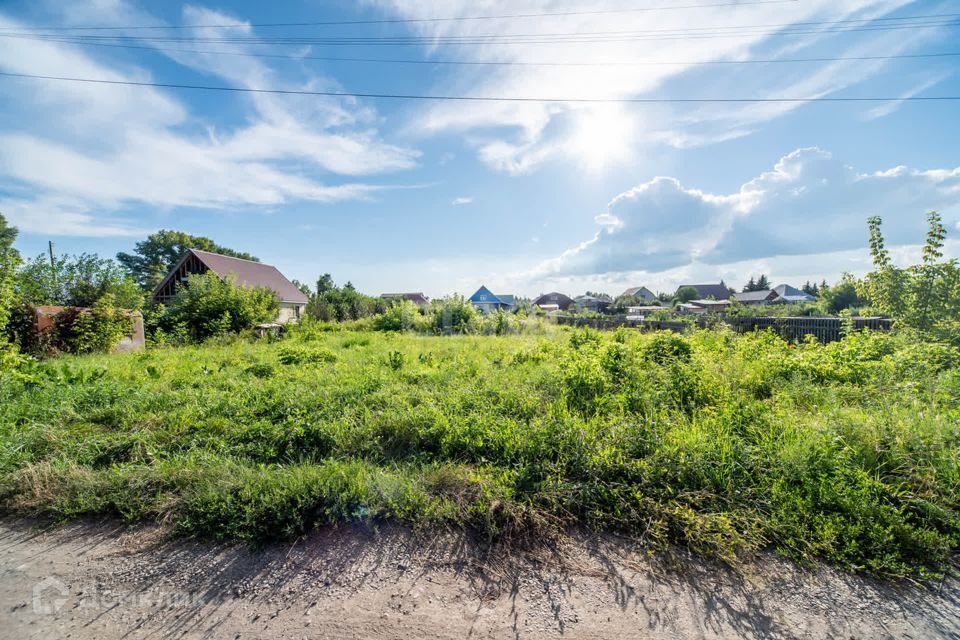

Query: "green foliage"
(117, 229), (258, 290)
(161, 272), (278, 342)
(372, 300), (425, 332)
(50, 294), (132, 355)
(0, 327), (957, 577)
(305, 275), (384, 322)
(15, 252), (143, 309)
(675, 286), (698, 303)
(820, 274), (869, 314)
(0, 213), (20, 352)
(860, 212), (960, 342)
(430, 295), (480, 334)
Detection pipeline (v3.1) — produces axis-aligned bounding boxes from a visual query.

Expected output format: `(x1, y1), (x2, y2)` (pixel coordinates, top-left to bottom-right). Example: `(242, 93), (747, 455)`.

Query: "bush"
(160, 273), (278, 342)
(641, 332), (692, 364)
(430, 296), (480, 334)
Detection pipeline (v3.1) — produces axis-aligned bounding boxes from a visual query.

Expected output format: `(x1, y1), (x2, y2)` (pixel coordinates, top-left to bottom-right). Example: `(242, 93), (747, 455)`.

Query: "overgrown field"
(1, 324), (958, 577)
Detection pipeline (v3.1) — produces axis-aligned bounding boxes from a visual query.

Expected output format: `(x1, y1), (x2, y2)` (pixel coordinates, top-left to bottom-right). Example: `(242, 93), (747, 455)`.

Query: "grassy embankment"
(1, 323), (957, 577)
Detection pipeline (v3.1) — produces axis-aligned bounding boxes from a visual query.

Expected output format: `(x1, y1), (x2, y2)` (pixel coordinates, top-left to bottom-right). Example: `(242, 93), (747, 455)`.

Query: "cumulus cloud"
(534, 147), (960, 278)
(0, 4), (419, 237)
(373, 0), (942, 174)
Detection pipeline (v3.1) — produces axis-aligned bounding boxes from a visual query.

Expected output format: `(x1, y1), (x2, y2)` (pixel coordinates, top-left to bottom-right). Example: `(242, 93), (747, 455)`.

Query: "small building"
(772, 284), (817, 304)
(575, 294), (613, 313)
(626, 305), (666, 319)
(34, 305), (145, 352)
(676, 303), (708, 315)
(689, 299), (732, 313)
(152, 249), (309, 323)
(732, 290), (779, 305)
(679, 283), (733, 300)
(469, 285), (515, 314)
(381, 292), (430, 307)
(533, 292), (574, 311)
(621, 286), (657, 303)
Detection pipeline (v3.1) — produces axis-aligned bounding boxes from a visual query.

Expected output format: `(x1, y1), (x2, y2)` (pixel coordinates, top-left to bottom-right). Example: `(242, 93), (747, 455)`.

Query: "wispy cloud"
(451, 196), (474, 205)
(374, 0), (943, 173)
(863, 72), (952, 120)
(0, 3), (420, 237)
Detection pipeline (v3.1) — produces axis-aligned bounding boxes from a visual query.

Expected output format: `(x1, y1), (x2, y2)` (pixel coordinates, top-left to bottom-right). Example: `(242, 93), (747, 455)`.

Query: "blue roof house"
(469, 285), (516, 314)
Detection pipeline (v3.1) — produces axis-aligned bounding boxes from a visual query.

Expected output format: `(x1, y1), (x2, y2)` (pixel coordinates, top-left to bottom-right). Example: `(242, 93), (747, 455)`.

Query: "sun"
(568, 105), (637, 173)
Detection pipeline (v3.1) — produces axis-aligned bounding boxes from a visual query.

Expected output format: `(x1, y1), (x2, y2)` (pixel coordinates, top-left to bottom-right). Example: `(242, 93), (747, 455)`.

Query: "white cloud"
(532, 147), (960, 279)
(0, 4), (420, 237)
(373, 0), (943, 173)
(862, 72), (952, 120)
(451, 196), (474, 205)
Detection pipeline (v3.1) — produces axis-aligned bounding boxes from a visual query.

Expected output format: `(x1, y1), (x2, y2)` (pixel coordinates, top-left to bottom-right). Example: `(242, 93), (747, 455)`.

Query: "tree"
(0, 213), (20, 338)
(675, 286), (698, 303)
(858, 212), (959, 339)
(821, 274), (867, 314)
(802, 281), (819, 296)
(305, 275), (383, 322)
(756, 274), (770, 290)
(16, 252), (143, 309)
(315, 274), (334, 295)
(161, 273), (278, 342)
(742, 277), (756, 292)
(117, 230), (258, 290)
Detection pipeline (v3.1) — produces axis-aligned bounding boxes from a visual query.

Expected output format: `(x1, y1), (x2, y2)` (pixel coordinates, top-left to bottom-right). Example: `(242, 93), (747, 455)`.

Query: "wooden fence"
(552, 314), (892, 343)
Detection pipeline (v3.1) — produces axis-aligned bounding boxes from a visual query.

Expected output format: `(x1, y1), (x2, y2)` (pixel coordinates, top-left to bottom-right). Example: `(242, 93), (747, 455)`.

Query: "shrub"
(372, 300), (422, 332)
(50, 294), (132, 355)
(277, 346), (337, 365)
(641, 332), (692, 364)
(161, 273), (278, 342)
(430, 296), (480, 334)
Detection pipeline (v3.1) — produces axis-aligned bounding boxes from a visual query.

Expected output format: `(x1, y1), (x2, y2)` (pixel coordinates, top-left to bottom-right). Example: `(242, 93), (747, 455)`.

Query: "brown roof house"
(153, 249), (309, 323)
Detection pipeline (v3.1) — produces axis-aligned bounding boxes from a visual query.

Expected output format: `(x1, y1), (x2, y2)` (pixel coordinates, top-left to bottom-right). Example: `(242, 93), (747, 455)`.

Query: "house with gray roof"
(679, 282), (733, 300)
(620, 286), (657, 302)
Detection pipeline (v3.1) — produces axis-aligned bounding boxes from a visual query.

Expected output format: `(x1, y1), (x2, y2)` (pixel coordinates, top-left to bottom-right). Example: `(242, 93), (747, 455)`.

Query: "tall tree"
(117, 230), (258, 290)
(756, 274), (770, 290)
(0, 213), (19, 336)
(743, 276), (756, 292)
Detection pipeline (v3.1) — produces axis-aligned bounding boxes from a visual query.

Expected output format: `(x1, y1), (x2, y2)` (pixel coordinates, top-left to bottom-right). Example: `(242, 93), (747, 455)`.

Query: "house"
(625, 305), (666, 319)
(772, 284), (817, 304)
(620, 286), (657, 303)
(381, 292), (430, 307)
(533, 292), (574, 311)
(575, 294), (613, 313)
(679, 282), (732, 300)
(469, 285), (515, 314)
(676, 302), (708, 315)
(732, 290), (779, 305)
(152, 249), (309, 323)
(689, 299), (732, 313)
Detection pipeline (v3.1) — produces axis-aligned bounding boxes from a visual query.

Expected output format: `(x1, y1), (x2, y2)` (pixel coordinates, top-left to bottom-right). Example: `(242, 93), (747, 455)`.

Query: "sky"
(0, 0), (958, 298)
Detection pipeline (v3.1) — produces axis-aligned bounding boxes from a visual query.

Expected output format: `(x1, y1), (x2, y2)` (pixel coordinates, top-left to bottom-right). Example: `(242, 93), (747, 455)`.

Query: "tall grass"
(0, 325), (957, 576)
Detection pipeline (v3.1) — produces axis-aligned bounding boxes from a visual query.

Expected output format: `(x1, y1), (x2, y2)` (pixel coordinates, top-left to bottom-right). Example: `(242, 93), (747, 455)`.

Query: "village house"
(575, 294), (613, 313)
(380, 292), (430, 306)
(620, 286), (658, 303)
(152, 249), (309, 323)
(680, 282), (733, 300)
(732, 284), (817, 306)
(533, 292), (574, 311)
(469, 286), (516, 314)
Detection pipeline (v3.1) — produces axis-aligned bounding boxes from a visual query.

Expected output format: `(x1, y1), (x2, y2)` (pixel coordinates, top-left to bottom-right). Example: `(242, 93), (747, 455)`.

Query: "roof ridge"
(190, 248), (265, 266)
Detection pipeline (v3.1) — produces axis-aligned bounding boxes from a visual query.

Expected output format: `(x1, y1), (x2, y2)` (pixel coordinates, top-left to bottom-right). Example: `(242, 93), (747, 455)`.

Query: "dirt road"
(0, 518), (956, 639)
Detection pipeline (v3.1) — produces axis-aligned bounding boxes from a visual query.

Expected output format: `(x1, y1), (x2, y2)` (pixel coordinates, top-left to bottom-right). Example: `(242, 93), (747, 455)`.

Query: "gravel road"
(1, 518), (956, 639)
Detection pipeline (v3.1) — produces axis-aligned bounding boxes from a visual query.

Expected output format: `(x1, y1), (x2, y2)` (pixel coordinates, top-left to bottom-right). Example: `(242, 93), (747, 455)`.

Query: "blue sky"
(1, 0), (958, 297)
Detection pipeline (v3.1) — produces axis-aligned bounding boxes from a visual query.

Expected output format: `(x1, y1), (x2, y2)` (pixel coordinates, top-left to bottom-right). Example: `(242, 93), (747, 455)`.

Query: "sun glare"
(569, 106), (636, 173)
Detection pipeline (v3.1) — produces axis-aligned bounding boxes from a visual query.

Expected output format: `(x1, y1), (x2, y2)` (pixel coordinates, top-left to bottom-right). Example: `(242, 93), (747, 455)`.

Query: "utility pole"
(48, 240), (57, 292)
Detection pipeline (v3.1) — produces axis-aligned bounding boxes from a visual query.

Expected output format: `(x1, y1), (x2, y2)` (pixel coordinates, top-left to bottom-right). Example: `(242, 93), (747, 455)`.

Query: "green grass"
(1, 324), (958, 577)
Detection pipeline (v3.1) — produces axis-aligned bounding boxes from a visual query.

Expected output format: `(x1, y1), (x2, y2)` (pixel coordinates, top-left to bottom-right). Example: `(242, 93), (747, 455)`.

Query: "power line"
(7, 13), (957, 42)
(8, 33), (959, 67)
(5, 18), (955, 47)
(0, 0), (802, 31)
(2, 70), (957, 103)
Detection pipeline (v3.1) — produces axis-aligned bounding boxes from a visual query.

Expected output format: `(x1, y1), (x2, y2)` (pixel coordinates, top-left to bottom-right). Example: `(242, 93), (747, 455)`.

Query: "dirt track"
(0, 518), (957, 639)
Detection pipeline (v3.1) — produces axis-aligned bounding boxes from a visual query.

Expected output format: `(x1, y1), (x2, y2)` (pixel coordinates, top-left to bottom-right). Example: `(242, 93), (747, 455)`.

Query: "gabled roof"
(533, 292), (574, 306)
(733, 290), (777, 303)
(156, 249), (308, 304)
(470, 285), (507, 305)
(772, 284), (816, 302)
(621, 286), (656, 300)
(682, 283), (732, 300)
(496, 294), (516, 306)
(381, 292), (429, 304)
